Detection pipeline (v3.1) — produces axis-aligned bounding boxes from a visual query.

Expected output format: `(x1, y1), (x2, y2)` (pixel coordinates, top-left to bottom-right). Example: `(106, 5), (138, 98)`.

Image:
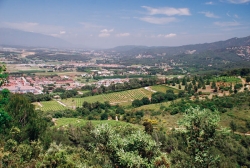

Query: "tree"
(141, 97), (150, 105)
(211, 81), (216, 89)
(192, 79), (196, 85)
(104, 101), (111, 108)
(230, 120), (237, 133)
(0, 108), (11, 133)
(132, 99), (143, 107)
(100, 113), (108, 120)
(245, 120), (250, 131)
(182, 77), (187, 85)
(151, 92), (166, 103)
(184, 83), (188, 91)
(178, 90), (185, 98)
(206, 80), (210, 85)
(82, 101), (91, 110)
(91, 124), (170, 167)
(0, 64), (7, 86)
(177, 107), (220, 168)
(202, 84), (206, 89)
(143, 121), (153, 135)
(0, 65), (11, 134)
(198, 82), (202, 89)
(38, 142), (76, 167)
(166, 90), (176, 101)
(194, 85), (198, 92)
(5, 94), (48, 142)
(246, 76), (250, 83)
(234, 83), (243, 90)
(116, 106), (125, 114)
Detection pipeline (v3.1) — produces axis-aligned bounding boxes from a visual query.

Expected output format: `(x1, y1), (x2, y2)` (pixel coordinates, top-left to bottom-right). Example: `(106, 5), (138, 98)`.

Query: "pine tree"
(182, 77), (186, 85)
(211, 81), (216, 89)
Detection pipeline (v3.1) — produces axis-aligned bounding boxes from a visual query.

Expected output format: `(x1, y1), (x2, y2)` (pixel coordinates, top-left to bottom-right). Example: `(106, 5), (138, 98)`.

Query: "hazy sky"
(0, 0), (250, 48)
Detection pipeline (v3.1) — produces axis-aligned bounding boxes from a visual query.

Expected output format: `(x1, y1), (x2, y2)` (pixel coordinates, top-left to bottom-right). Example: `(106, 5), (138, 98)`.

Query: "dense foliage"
(1, 65), (250, 167)
(1, 89), (250, 167)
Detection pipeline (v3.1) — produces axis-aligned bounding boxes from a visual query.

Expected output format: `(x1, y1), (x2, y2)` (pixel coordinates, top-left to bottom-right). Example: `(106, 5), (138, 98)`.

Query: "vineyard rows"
(60, 88), (152, 108)
(40, 100), (67, 112)
(39, 88), (153, 111)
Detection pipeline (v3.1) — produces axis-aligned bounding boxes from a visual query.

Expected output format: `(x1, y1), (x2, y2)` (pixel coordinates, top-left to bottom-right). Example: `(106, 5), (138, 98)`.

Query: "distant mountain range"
(108, 36), (250, 56)
(0, 28), (72, 48)
(0, 28), (249, 52)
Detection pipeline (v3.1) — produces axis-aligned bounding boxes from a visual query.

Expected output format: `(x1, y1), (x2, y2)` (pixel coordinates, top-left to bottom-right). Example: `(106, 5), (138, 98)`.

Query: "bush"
(132, 99), (143, 107)
(100, 113), (108, 120)
(170, 108), (179, 115)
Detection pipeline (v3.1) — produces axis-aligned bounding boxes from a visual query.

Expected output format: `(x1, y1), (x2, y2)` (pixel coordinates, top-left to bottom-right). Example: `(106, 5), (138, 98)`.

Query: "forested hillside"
(108, 36), (250, 55)
(1, 65), (250, 167)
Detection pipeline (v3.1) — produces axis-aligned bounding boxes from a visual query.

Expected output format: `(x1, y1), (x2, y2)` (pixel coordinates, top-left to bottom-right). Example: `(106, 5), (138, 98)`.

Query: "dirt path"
(144, 87), (157, 93)
(37, 102), (43, 107)
(21, 51), (35, 58)
(238, 77), (246, 92)
(234, 131), (250, 136)
(57, 100), (66, 107)
(52, 118), (57, 126)
(110, 100), (129, 105)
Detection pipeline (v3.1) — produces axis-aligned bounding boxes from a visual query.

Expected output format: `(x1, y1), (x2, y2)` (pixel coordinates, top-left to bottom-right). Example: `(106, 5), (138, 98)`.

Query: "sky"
(0, 0), (250, 48)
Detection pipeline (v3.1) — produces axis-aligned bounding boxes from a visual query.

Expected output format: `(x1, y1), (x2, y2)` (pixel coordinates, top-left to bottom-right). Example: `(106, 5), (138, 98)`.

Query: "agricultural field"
(103, 88), (152, 104)
(219, 103), (250, 131)
(136, 98), (250, 133)
(61, 88), (153, 107)
(134, 97), (182, 111)
(36, 100), (68, 112)
(35, 71), (84, 76)
(61, 95), (105, 108)
(54, 118), (142, 129)
(6, 64), (45, 73)
(76, 77), (98, 83)
(143, 113), (183, 131)
(151, 85), (180, 93)
(134, 101), (171, 111)
(210, 76), (241, 83)
(38, 86), (181, 112)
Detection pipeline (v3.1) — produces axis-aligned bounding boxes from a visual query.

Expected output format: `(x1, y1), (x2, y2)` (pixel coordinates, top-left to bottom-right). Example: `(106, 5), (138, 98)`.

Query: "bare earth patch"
(21, 51), (35, 58)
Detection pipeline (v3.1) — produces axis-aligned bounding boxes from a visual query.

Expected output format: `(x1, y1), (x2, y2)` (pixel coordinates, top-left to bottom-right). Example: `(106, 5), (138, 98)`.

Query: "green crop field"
(219, 104), (250, 129)
(134, 101), (171, 111)
(61, 95), (105, 108)
(210, 76), (241, 83)
(151, 85), (180, 93)
(54, 118), (142, 128)
(61, 88), (153, 107)
(103, 88), (152, 103)
(38, 100), (68, 112)
(38, 87), (180, 112)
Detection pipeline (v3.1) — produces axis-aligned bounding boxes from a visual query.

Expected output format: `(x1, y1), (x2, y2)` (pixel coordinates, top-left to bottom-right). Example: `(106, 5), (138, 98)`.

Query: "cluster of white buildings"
(96, 78), (129, 87)
(0, 77), (42, 94)
(0, 75), (82, 94)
